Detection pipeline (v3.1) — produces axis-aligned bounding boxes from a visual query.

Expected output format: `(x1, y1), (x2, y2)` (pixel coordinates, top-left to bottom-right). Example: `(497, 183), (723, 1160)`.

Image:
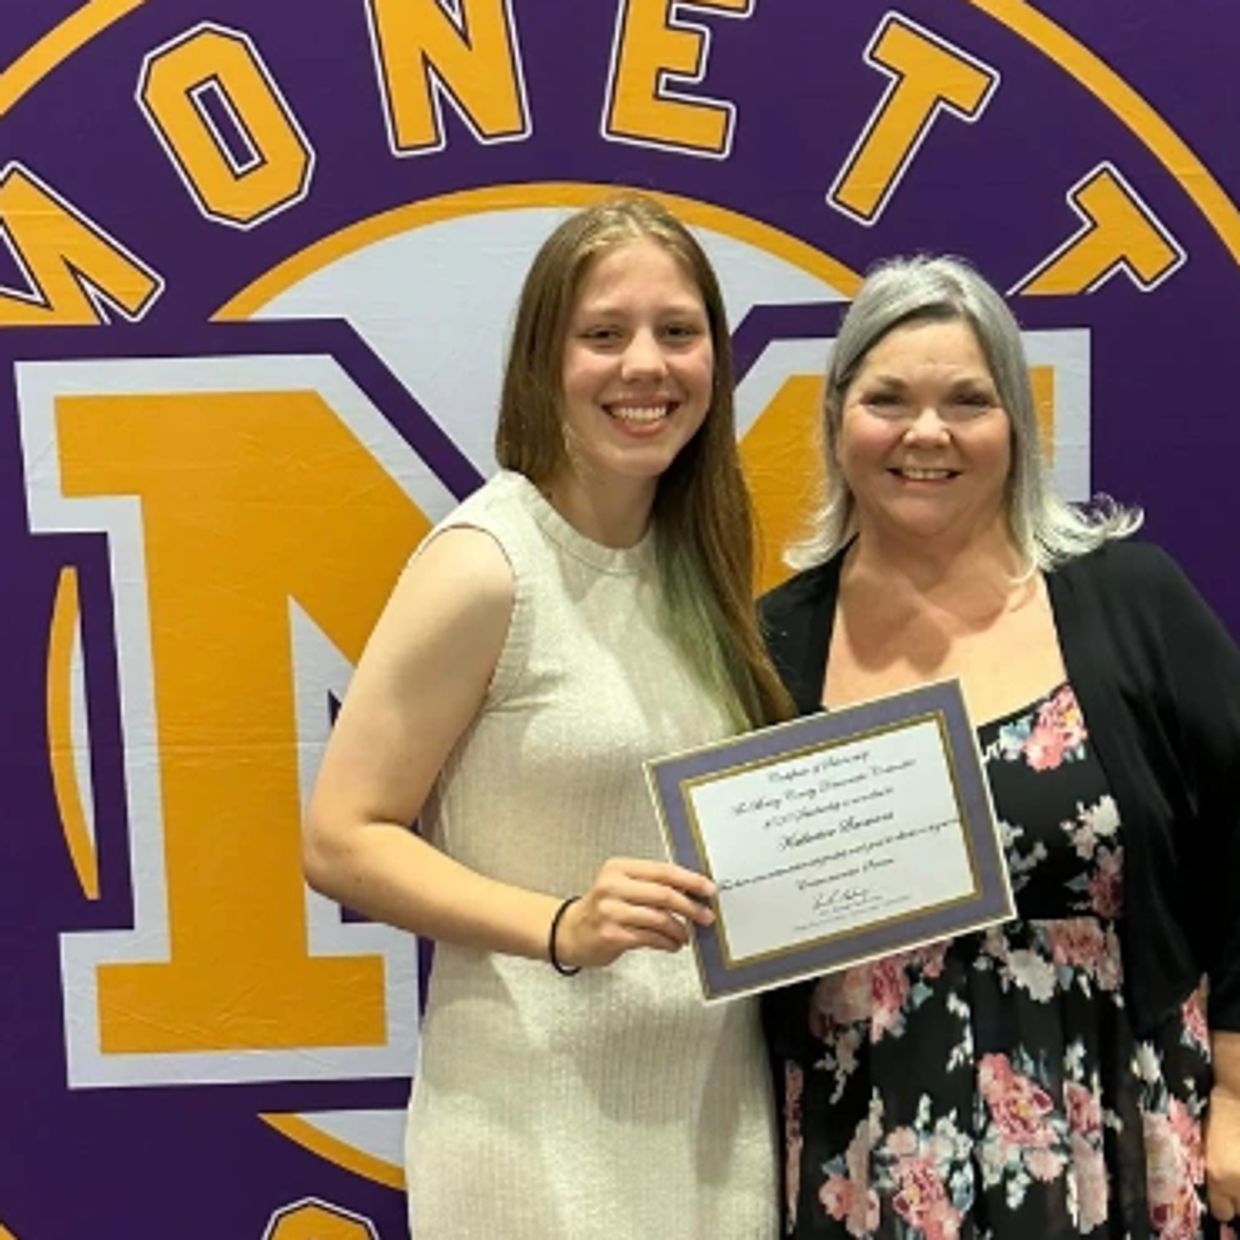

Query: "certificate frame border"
(645, 678), (1014, 1002)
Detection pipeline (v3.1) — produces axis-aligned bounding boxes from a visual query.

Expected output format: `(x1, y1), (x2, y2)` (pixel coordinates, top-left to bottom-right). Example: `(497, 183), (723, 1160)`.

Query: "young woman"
(304, 195), (789, 1238)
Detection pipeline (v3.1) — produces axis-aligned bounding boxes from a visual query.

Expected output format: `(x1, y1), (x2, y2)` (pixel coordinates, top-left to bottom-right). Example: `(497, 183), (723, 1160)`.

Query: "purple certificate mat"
(645, 678), (1014, 1002)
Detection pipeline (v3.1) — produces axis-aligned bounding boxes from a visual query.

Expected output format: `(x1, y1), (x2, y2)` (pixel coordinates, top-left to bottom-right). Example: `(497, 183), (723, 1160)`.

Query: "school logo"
(1, 3), (1235, 1236)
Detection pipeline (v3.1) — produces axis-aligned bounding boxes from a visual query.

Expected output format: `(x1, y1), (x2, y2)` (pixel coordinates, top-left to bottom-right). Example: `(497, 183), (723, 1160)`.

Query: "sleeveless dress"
(405, 471), (777, 1239)
(779, 681), (1216, 1239)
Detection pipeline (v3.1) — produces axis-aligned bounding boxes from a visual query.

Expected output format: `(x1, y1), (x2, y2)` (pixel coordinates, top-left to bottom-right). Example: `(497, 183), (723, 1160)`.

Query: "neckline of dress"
(976, 678), (1074, 736)
(502, 470), (656, 575)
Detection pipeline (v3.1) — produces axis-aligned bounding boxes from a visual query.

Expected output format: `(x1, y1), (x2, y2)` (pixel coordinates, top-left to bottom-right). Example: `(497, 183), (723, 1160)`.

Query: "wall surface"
(1, 2), (1237, 1236)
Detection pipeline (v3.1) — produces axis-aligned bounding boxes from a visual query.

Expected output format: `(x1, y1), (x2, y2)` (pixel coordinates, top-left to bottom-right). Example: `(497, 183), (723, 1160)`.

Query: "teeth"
(900, 467), (952, 480)
(609, 404), (669, 424)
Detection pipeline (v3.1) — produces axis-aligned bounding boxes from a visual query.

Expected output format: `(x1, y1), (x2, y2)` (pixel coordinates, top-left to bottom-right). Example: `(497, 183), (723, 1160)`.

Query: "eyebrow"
(573, 300), (706, 318)
(862, 372), (994, 391)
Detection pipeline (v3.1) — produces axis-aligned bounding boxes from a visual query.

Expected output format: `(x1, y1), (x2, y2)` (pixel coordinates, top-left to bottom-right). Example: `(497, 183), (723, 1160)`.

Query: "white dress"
(405, 471), (777, 1238)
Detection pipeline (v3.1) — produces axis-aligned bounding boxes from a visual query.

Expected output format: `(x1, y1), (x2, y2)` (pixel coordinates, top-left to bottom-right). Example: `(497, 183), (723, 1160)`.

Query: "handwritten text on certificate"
(686, 718), (976, 962)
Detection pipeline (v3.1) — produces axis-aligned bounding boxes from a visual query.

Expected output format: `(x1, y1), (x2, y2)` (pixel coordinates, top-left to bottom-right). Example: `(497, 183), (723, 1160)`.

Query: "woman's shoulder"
(758, 557), (845, 712)
(421, 471), (548, 565)
(759, 555), (845, 625)
(1055, 538), (1196, 608)
(438, 470), (530, 527)
(1053, 538), (1239, 676)
(1057, 536), (1170, 578)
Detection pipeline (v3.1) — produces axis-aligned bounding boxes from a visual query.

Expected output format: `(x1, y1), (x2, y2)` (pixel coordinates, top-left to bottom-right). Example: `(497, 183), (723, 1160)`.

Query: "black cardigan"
(759, 539), (1240, 1037)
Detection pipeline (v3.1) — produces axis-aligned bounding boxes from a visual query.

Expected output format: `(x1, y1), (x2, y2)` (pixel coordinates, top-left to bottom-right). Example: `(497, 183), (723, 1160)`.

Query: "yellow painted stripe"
(260, 1113), (405, 1191)
(47, 566), (99, 901)
(967, 0), (1240, 268)
(0, 0), (147, 118)
(214, 181), (860, 320)
(0, 1222), (20, 1239)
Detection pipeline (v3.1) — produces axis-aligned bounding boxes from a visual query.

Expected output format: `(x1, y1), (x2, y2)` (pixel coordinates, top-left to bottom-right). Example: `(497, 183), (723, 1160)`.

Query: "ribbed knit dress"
(404, 470), (777, 1239)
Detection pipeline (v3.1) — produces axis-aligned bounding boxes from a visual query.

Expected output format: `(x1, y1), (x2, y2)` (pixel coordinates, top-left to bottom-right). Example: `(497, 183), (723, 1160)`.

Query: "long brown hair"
(496, 193), (792, 726)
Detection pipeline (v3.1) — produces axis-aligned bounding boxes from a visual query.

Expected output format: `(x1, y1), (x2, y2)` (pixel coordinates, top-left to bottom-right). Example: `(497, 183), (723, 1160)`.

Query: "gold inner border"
(677, 709), (987, 973)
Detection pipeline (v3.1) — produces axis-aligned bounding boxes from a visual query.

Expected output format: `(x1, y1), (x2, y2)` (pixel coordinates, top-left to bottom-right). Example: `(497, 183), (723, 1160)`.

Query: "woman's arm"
(303, 526), (714, 967)
(1208, 1031), (1240, 1221)
(1146, 551), (1240, 1220)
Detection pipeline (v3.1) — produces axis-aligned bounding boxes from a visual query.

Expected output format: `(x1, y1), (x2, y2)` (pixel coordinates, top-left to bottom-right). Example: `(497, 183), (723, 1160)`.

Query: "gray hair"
(789, 254), (1141, 571)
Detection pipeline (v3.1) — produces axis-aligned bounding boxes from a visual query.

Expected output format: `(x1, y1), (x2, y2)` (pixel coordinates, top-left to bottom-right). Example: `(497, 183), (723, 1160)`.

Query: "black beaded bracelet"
(548, 895), (582, 976)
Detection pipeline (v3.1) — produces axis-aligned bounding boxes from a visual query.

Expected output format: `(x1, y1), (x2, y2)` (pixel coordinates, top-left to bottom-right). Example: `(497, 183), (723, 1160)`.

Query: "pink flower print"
(819, 1175), (880, 1239)
(979, 927), (1010, 969)
(978, 1051), (1016, 1092)
(1044, 685), (1088, 748)
(817, 943), (945, 1044)
(869, 956), (912, 1041)
(785, 1062), (803, 1225)
(820, 1173), (854, 1226)
(1181, 982), (1209, 1055)
(1149, 1181), (1204, 1240)
(884, 1126), (919, 1158)
(1144, 1109), (1205, 1240)
(978, 1053), (1057, 1149)
(1167, 1097), (1204, 1181)
(1088, 846), (1124, 918)
(1025, 1147), (1067, 1183)
(891, 1155), (961, 1240)
(1023, 685), (1087, 771)
(1096, 926), (1123, 992)
(1023, 725), (1067, 772)
(1065, 1081), (1103, 1137)
(907, 939), (949, 981)
(810, 966), (871, 1038)
(1070, 1130), (1109, 1231)
(1047, 918), (1107, 973)
(820, 1119), (879, 1238)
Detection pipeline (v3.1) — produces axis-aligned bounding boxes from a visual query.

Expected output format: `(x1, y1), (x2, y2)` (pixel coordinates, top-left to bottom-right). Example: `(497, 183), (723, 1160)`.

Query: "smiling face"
(554, 236), (713, 512)
(836, 317), (1012, 550)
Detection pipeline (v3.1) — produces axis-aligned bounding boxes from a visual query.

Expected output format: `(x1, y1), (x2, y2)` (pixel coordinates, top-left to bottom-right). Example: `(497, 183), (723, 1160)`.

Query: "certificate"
(644, 678), (1014, 1002)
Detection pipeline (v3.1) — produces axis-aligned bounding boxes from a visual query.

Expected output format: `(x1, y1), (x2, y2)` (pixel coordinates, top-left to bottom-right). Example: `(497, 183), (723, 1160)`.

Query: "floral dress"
(775, 682), (1221, 1240)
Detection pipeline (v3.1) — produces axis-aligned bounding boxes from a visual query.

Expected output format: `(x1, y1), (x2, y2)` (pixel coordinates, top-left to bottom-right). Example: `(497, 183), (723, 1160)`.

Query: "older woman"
(761, 255), (1240, 1238)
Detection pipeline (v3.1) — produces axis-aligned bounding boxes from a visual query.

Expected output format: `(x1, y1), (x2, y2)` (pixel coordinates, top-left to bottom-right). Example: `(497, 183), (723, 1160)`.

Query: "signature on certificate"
(811, 885), (875, 915)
